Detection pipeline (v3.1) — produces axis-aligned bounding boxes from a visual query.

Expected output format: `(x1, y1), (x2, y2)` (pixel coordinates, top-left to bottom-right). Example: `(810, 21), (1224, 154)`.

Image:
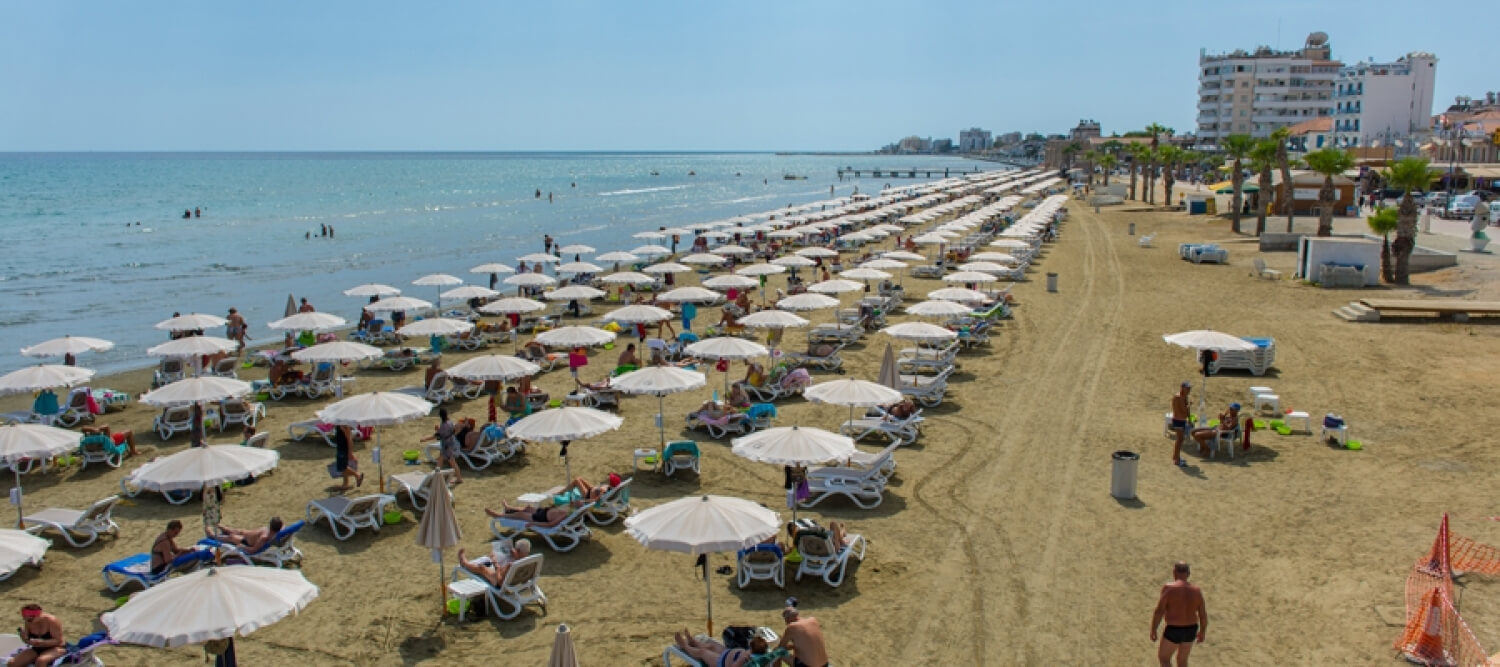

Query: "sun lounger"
(684, 410), (751, 439)
(152, 405), (193, 441)
(54, 388), (97, 428)
(910, 265), (945, 279)
(387, 469), (457, 511)
(585, 478), (632, 526)
(450, 375), (485, 400)
(206, 357), (240, 379)
(898, 369), (952, 407)
(361, 348), (439, 372)
(490, 504), (593, 552)
(898, 342), (959, 373)
(218, 398), (266, 432)
(101, 548), (212, 591)
(199, 520), (306, 568)
(740, 367), (812, 403)
(662, 629), (780, 667)
(451, 553), (547, 620)
(840, 408), (923, 446)
(569, 386), (621, 410)
(76, 434), (126, 470)
(782, 342), (847, 372)
(286, 420), (368, 447)
(23, 496), (120, 548)
(795, 530), (866, 587)
(799, 466), (886, 510)
(736, 543), (785, 589)
(805, 324), (861, 346)
(660, 441), (701, 477)
(422, 426), (524, 470)
(152, 359), (185, 388)
(834, 441), (901, 484)
(119, 464), (196, 505)
(305, 494), (396, 541)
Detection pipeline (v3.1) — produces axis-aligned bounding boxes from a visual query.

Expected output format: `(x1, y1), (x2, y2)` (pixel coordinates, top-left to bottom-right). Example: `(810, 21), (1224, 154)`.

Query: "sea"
(0, 152), (996, 375)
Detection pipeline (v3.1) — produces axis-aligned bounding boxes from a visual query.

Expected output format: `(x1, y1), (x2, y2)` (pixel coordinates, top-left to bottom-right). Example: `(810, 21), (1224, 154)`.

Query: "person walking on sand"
(226, 307), (247, 352)
(778, 606), (830, 667)
(1151, 562), (1207, 667)
(1169, 382), (1192, 467)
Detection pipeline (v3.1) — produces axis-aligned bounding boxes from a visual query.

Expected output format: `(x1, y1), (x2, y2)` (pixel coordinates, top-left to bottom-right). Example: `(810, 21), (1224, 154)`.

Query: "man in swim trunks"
(1150, 561), (1207, 667)
(778, 606), (830, 667)
(208, 516), (283, 552)
(226, 307), (247, 351)
(484, 503), (571, 527)
(456, 539), (531, 587)
(1169, 382), (1192, 466)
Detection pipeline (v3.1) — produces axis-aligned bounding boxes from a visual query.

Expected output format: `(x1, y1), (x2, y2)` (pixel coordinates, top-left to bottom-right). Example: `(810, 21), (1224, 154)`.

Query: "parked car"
(1445, 194), (1479, 219)
(1424, 192), (1449, 209)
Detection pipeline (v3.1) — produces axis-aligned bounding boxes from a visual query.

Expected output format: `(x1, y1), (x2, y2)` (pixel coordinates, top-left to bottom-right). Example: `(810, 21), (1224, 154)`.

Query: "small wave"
(598, 185), (690, 197)
(206, 263), (250, 273)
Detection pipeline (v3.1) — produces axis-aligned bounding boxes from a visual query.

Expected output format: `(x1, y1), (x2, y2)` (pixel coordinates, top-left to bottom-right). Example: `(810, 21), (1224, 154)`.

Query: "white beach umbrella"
(882, 251), (926, 261)
(881, 322), (958, 343)
(101, 566), (318, 648)
(506, 407), (624, 483)
(776, 293), (840, 311)
(123, 446), (279, 493)
(967, 252), (1020, 264)
(445, 355), (541, 382)
(612, 366), (707, 447)
(599, 271), (656, 286)
(680, 253), (727, 266)
(630, 245), (672, 257)
(0, 529), (48, 578)
(318, 391), (435, 493)
(365, 296), (435, 313)
(989, 239), (1031, 249)
(291, 341), (384, 363)
(912, 233), (952, 245)
(20, 336), (114, 359)
(518, 253), (561, 264)
(859, 259), (908, 270)
(0, 365), (94, 396)
(906, 300), (974, 317)
(413, 273), (463, 287)
(734, 264), (785, 277)
(702, 275), (759, 290)
(624, 495), (779, 634)
(643, 262), (692, 275)
(1163, 330), (1258, 426)
(147, 336), (237, 360)
(942, 271), (999, 284)
(535, 326), (616, 348)
(343, 283), (403, 298)
(840, 268), (891, 281)
(154, 313), (227, 332)
(807, 279), (864, 295)
(468, 263), (515, 275)
(478, 297), (547, 315)
(770, 255), (817, 268)
(556, 261), (604, 274)
(711, 245), (753, 256)
(732, 426), (855, 466)
(656, 287), (723, 304)
(545, 286), (608, 302)
(602, 305), (673, 324)
(503, 273), (559, 290)
(0, 423), (80, 526)
(957, 261), (1011, 273)
(660, 227), (691, 236)
(266, 312), (347, 333)
(140, 377), (253, 408)
(558, 244), (596, 255)
(804, 378), (904, 428)
(440, 285), (500, 301)
(632, 231), (667, 240)
(684, 336), (770, 394)
(739, 310), (809, 329)
(595, 251), (640, 263)
(398, 318), (474, 337)
(795, 247), (839, 258)
(927, 287), (989, 304)
(767, 230), (802, 240)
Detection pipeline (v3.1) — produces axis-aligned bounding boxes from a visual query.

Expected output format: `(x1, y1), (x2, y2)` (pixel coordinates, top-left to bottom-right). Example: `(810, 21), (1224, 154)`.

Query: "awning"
(1209, 181), (1258, 194)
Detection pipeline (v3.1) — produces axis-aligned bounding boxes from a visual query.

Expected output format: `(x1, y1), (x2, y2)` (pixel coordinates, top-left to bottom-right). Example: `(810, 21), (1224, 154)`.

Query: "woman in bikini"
(12, 604), (66, 667)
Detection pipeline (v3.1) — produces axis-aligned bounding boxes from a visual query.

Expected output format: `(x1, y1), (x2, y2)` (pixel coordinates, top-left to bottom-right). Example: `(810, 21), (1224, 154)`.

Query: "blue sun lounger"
(101, 548), (212, 591)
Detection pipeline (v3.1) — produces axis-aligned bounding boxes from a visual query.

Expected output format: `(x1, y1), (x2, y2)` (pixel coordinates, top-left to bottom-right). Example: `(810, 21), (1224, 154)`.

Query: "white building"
(958, 128), (992, 152)
(1196, 32), (1340, 147)
(1330, 52), (1438, 150)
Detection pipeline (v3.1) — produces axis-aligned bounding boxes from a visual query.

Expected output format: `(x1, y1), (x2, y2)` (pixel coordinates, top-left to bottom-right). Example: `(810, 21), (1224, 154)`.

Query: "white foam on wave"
(598, 185), (690, 197)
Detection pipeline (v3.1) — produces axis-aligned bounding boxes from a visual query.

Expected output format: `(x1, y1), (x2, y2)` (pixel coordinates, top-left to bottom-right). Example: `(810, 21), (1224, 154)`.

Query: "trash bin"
(1046, 273), (1058, 293)
(1128, 222), (1136, 236)
(1110, 450), (1139, 500)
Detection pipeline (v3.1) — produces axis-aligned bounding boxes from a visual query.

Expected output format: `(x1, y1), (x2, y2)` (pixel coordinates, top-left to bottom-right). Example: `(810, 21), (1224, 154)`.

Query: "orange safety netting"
(1397, 515), (1500, 666)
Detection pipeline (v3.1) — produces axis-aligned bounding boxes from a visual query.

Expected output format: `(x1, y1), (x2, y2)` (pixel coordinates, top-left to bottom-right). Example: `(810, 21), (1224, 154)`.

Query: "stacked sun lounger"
(1209, 337), (1276, 376)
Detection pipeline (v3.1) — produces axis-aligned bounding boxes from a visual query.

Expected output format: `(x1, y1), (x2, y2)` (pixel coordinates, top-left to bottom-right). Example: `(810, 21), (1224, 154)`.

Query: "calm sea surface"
(0, 152), (993, 374)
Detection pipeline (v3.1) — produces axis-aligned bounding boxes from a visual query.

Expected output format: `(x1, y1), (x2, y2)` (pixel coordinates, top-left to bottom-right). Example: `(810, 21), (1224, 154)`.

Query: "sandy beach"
(5, 189), (1500, 666)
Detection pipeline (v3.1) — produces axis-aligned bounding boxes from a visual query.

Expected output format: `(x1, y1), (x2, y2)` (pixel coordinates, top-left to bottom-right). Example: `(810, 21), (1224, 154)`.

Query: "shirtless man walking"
(778, 606), (830, 667)
(1150, 562), (1207, 667)
(1169, 382), (1192, 467)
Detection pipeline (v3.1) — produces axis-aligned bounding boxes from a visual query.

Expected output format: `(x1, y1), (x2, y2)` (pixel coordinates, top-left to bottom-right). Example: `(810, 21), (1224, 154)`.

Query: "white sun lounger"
(451, 553), (547, 620)
(799, 466), (886, 510)
(152, 405), (193, 441)
(585, 478), (632, 526)
(490, 504), (593, 552)
(23, 496), (120, 548)
(387, 469), (457, 512)
(305, 494), (395, 541)
(840, 408), (923, 446)
(736, 544), (785, 589)
(795, 531), (866, 587)
(218, 398), (266, 432)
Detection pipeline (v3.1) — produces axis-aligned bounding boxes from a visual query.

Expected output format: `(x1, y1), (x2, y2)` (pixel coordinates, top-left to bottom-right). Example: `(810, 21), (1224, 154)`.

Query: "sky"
(0, 1), (1487, 152)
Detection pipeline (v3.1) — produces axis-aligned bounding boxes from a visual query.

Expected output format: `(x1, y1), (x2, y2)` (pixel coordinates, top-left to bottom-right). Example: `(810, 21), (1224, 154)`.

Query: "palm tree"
(1083, 150), (1101, 186)
(1125, 144), (1150, 200)
(1061, 143), (1081, 174)
(1302, 148), (1355, 237)
(1381, 157), (1432, 284)
(1249, 139), (1278, 236)
(1367, 208), (1399, 283)
(1220, 134), (1256, 234)
(1098, 154), (1119, 185)
(1158, 146), (1182, 208)
(1269, 128), (1296, 231)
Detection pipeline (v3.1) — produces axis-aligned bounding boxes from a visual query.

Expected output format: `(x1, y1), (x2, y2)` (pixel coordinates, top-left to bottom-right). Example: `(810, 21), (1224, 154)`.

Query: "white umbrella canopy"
(0, 529), (48, 577)
(807, 279), (864, 294)
(507, 406), (623, 442)
(147, 336), (237, 359)
(927, 287), (990, 304)
(101, 566), (318, 648)
(912, 233), (951, 245)
(544, 286), (608, 301)
(942, 271), (999, 284)
(479, 297), (547, 315)
(731, 426), (856, 466)
(1162, 330), (1257, 351)
(683, 337), (768, 360)
(701, 275), (759, 290)
(317, 392), (435, 427)
(767, 230), (802, 240)
(267, 312), (347, 332)
(548, 624), (580, 667)
(776, 293), (840, 312)
(343, 283), (402, 297)
(518, 253), (562, 264)
(679, 253), (727, 266)
(795, 247), (839, 258)
(558, 244), (596, 255)
(140, 377), (253, 408)
(154, 313), (227, 332)
(858, 259), (908, 270)
(632, 231), (668, 240)
(839, 268), (892, 281)
(599, 271), (656, 286)
(503, 273), (559, 288)
(291, 341), (384, 363)
(630, 245), (673, 257)
(643, 262), (693, 275)
(625, 495), (779, 556)
(656, 287), (722, 304)
(0, 423), (82, 526)
(906, 300), (974, 317)
(967, 252), (1020, 264)
(398, 318), (474, 337)
(602, 305), (673, 324)
(734, 264), (786, 277)
(124, 446), (279, 493)
(445, 355), (541, 382)
(711, 245), (754, 256)
(882, 251), (926, 261)
(880, 322), (959, 343)
(441, 285), (500, 300)
(0, 365), (94, 395)
(957, 261), (1012, 273)
(20, 336), (114, 359)
(770, 255), (817, 268)
(739, 311), (809, 329)
(413, 274), (463, 287)
(595, 251), (641, 263)
(805, 378), (904, 408)
(612, 366), (707, 447)
(989, 239), (1031, 249)
(365, 296), (435, 312)
(468, 263), (516, 275)
(556, 261), (604, 274)
(535, 326), (616, 348)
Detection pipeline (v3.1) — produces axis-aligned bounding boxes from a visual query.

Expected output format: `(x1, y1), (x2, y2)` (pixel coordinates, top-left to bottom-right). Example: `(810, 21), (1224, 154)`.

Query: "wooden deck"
(1350, 299), (1500, 322)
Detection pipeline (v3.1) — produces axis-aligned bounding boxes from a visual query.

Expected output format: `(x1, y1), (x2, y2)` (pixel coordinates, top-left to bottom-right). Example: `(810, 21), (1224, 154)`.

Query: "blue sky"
(0, 1), (1485, 151)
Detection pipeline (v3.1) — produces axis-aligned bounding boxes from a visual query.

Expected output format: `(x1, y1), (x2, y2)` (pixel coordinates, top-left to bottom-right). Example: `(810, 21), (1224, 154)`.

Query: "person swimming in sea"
(535, 188), (541, 198)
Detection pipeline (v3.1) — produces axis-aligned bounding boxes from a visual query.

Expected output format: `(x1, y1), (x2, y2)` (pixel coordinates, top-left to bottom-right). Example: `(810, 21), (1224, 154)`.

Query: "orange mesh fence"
(1395, 586), (1491, 666)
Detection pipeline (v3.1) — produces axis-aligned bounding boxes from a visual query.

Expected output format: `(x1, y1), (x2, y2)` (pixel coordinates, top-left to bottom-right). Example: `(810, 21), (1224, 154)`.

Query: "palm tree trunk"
(1229, 160), (1244, 234)
(1381, 233), (1394, 283)
(1128, 168), (1138, 200)
(1255, 168), (1271, 236)
(1164, 173), (1175, 209)
(1317, 177), (1335, 237)
(1391, 192), (1418, 284)
(1278, 152), (1295, 232)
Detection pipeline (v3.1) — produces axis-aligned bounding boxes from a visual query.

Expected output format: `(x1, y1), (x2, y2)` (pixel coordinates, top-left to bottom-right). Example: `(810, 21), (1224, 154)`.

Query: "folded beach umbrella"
(123, 446), (279, 493)
(643, 262), (692, 275)
(878, 344), (899, 390)
(0, 529), (48, 578)
(655, 287), (722, 304)
(291, 341), (383, 364)
(880, 322), (958, 344)
(0, 365), (94, 396)
(318, 391), (435, 492)
(444, 355), (540, 382)
(776, 293), (839, 312)
(147, 336), (237, 360)
(267, 312), (347, 333)
(602, 305), (673, 324)
(20, 336), (114, 359)
(544, 285), (608, 301)
(905, 300), (973, 317)
(624, 495), (779, 634)
(440, 285), (500, 301)
(612, 366), (707, 447)
(701, 275), (759, 290)
(548, 624), (580, 667)
(365, 296), (435, 313)
(506, 406), (624, 483)
(415, 470), (461, 615)
(398, 318), (474, 337)
(154, 313), (227, 332)
(102, 566), (318, 648)
(343, 283), (403, 298)
(535, 326), (616, 348)
(598, 271), (656, 286)
(0, 423), (80, 526)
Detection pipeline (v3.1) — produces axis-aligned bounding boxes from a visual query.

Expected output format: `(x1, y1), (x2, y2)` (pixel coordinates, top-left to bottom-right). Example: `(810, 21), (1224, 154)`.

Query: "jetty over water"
(836, 165), (987, 179)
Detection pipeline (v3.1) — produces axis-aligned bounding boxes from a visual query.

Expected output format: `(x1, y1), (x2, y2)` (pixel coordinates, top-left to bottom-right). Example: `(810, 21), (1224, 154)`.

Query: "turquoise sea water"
(0, 152), (990, 374)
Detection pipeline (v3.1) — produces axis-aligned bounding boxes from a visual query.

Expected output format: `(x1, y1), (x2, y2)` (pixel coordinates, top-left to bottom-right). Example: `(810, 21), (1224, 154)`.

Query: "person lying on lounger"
(518, 341), (549, 362)
(208, 516), (284, 551)
(80, 424), (141, 457)
(693, 401), (748, 425)
(672, 630), (787, 667)
(484, 502), (573, 527)
(561, 474), (621, 503)
(883, 398), (918, 420)
(727, 384), (751, 409)
(456, 539), (531, 587)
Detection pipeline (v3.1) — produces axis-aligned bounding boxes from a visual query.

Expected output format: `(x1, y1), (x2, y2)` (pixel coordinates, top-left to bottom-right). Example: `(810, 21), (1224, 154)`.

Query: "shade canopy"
(140, 377), (254, 408)
(795, 247), (839, 258)
(558, 244), (596, 254)
(602, 305), (674, 324)
(468, 263), (515, 275)
(317, 392), (434, 427)
(0, 529), (48, 578)
(942, 271), (999, 284)
(154, 314), (227, 332)
(840, 268), (891, 281)
(20, 336), (114, 359)
(926, 287), (989, 303)
(343, 283), (402, 297)
(598, 271), (656, 286)
(535, 326), (616, 348)
(776, 293), (840, 312)
(291, 341), (384, 363)
(506, 406), (624, 442)
(0, 423), (80, 464)
(147, 336), (237, 359)
(595, 251), (640, 263)
(683, 337), (768, 360)
(1162, 330), (1257, 351)
(124, 446), (279, 492)
(957, 261), (1012, 273)
(734, 264), (785, 277)
(738, 311), (809, 329)
(556, 261), (604, 274)
(0, 365), (94, 395)
(101, 566), (318, 648)
(656, 287), (722, 304)
(770, 256), (816, 268)
(413, 274), (463, 287)
(643, 262), (692, 275)
(731, 426), (856, 466)
(267, 312), (347, 332)
(905, 300), (974, 317)
(440, 285), (500, 300)
(880, 322), (959, 343)
(882, 251), (926, 261)
(398, 318), (474, 337)
(679, 253), (727, 266)
(624, 495), (779, 556)
(966, 252), (1020, 264)
(804, 378), (904, 407)
(711, 245), (753, 256)
(988, 239), (1031, 249)
(478, 297), (547, 315)
(630, 245), (672, 257)
(445, 355), (541, 381)
(807, 279), (864, 295)
(503, 273), (559, 288)
(365, 296), (435, 313)
(701, 275), (759, 290)
(610, 366), (707, 396)
(518, 253), (561, 264)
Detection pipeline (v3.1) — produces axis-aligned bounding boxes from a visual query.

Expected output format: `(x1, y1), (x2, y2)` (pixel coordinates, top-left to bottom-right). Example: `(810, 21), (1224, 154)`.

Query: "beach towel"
(745, 403), (777, 420)
(84, 392), (101, 415)
(33, 390), (59, 417)
(681, 302), (697, 329)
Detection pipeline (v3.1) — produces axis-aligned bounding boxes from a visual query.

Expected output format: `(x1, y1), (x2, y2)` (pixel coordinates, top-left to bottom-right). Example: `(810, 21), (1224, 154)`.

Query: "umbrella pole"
(438, 556), (447, 617)
(658, 395), (667, 450)
(705, 564), (714, 636)
(376, 428), (386, 493)
(13, 467), (23, 529)
(564, 451), (571, 486)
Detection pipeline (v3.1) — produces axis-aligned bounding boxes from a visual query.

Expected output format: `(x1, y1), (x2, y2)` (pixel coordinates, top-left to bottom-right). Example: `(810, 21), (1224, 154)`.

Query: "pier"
(836, 165), (987, 179)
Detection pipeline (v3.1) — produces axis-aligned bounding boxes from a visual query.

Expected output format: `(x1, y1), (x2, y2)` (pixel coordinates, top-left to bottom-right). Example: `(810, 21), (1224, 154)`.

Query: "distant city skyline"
(1, 1), (1486, 151)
